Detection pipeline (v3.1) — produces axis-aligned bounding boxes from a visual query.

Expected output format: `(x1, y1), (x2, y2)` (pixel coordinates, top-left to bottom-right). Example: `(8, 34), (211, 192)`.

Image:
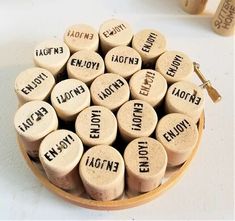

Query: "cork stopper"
(156, 50), (193, 84)
(39, 129), (84, 191)
(105, 46), (142, 79)
(99, 19), (133, 54)
(90, 73), (130, 111)
(124, 137), (167, 193)
(180, 0), (208, 14)
(211, 0), (235, 36)
(15, 67), (55, 105)
(75, 106), (117, 147)
(64, 24), (99, 53)
(132, 29), (166, 66)
(14, 100), (58, 157)
(79, 145), (125, 201)
(165, 81), (205, 122)
(50, 79), (90, 121)
(117, 100), (158, 142)
(129, 69), (168, 107)
(155, 113), (198, 167)
(67, 50), (105, 85)
(33, 39), (70, 78)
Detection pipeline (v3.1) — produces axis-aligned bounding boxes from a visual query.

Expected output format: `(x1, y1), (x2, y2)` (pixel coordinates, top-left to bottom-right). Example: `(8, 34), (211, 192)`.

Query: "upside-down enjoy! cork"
(14, 100), (58, 158)
(64, 24), (99, 53)
(33, 39), (70, 80)
(50, 79), (90, 121)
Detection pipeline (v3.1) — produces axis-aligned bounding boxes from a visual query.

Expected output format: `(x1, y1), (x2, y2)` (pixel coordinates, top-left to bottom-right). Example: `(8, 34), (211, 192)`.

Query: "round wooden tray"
(17, 113), (205, 210)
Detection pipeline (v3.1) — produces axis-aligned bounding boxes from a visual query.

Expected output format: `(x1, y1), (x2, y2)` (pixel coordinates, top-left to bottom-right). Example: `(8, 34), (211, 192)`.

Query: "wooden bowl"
(17, 113), (205, 210)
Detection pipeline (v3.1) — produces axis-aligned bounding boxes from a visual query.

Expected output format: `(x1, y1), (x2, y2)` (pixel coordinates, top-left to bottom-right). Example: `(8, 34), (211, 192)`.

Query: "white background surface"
(0, 0), (234, 220)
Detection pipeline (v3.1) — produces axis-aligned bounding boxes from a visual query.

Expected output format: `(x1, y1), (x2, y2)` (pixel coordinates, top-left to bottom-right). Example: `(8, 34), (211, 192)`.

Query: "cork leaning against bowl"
(13, 19), (216, 206)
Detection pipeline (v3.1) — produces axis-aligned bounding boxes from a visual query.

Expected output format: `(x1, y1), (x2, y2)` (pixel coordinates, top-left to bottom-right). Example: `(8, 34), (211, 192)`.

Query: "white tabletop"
(0, 0), (234, 220)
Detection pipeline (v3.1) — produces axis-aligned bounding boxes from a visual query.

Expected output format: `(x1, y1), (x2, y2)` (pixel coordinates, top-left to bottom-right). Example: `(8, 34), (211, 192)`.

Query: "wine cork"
(50, 79), (90, 121)
(165, 81), (205, 122)
(67, 50), (105, 85)
(14, 100), (58, 158)
(39, 129), (84, 192)
(117, 100), (158, 142)
(79, 145), (125, 201)
(129, 69), (168, 107)
(212, 0), (235, 36)
(180, 0), (208, 14)
(64, 24), (99, 53)
(75, 106), (117, 147)
(124, 137), (167, 193)
(15, 67), (55, 105)
(155, 113), (198, 167)
(90, 73), (130, 111)
(105, 46), (142, 79)
(156, 51), (193, 85)
(99, 19), (133, 54)
(132, 29), (166, 66)
(33, 39), (70, 79)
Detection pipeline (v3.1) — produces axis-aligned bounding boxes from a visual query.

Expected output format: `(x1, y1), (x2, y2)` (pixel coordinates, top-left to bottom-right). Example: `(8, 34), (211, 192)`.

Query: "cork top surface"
(105, 46), (142, 79)
(67, 50), (105, 85)
(14, 100), (58, 141)
(156, 50), (193, 84)
(165, 81), (205, 120)
(33, 39), (70, 75)
(132, 29), (166, 61)
(129, 69), (168, 107)
(79, 145), (125, 188)
(90, 73), (130, 111)
(99, 19), (133, 46)
(124, 137), (167, 178)
(50, 79), (90, 121)
(156, 113), (198, 152)
(117, 99), (158, 140)
(64, 24), (99, 53)
(39, 129), (84, 176)
(15, 67), (55, 103)
(75, 105), (117, 146)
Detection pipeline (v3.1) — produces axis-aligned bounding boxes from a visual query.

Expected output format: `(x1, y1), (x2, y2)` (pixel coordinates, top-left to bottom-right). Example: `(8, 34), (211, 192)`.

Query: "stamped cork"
(211, 0), (235, 36)
(165, 81), (205, 122)
(99, 19), (133, 54)
(39, 129), (84, 191)
(64, 24), (99, 53)
(156, 113), (198, 167)
(50, 79), (90, 121)
(180, 0), (208, 14)
(15, 67), (55, 105)
(124, 137), (167, 193)
(132, 29), (166, 66)
(156, 51), (193, 84)
(75, 106), (117, 147)
(79, 145), (125, 201)
(117, 100), (158, 142)
(105, 46), (142, 79)
(14, 100), (58, 158)
(129, 69), (168, 107)
(33, 39), (70, 79)
(67, 50), (105, 85)
(90, 73), (130, 111)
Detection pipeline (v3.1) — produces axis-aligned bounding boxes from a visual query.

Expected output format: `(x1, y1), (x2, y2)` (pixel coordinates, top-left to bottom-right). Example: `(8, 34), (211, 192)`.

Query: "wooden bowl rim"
(17, 113), (205, 210)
